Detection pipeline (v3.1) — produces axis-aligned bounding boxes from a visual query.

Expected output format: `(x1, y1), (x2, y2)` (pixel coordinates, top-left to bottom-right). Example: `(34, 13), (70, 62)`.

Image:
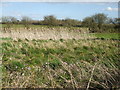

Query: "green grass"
(1, 24), (88, 30)
(1, 39), (120, 88)
(0, 37), (12, 40)
(92, 33), (120, 39)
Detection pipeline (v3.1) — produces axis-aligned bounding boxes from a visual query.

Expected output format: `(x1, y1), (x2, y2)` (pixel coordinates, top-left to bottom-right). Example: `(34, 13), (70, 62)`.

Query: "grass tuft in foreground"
(1, 39), (120, 89)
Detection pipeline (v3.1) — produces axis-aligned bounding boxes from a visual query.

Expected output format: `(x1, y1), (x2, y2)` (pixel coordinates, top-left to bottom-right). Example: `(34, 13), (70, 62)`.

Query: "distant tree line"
(1, 15), (81, 27)
(81, 13), (119, 33)
(0, 13), (119, 33)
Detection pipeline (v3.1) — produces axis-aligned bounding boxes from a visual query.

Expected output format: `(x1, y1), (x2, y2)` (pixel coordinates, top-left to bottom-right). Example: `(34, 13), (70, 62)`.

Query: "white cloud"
(1, 0), (119, 2)
(105, 7), (119, 11)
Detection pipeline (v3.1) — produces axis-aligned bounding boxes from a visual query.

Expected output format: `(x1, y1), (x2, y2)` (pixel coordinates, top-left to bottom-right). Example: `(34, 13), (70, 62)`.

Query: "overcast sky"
(0, 2), (119, 20)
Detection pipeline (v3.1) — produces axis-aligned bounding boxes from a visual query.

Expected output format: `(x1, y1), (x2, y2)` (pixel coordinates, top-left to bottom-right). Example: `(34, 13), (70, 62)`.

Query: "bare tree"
(92, 13), (108, 30)
(82, 13), (108, 33)
(43, 15), (58, 26)
(82, 17), (97, 32)
(1, 16), (17, 30)
(21, 16), (32, 29)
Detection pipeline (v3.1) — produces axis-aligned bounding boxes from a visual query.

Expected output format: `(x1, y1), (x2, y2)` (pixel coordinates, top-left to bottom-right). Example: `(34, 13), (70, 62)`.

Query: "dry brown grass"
(0, 27), (93, 40)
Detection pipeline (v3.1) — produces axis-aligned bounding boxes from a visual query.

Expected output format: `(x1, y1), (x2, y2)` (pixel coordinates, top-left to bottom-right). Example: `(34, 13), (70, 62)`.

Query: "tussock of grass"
(1, 39), (120, 89)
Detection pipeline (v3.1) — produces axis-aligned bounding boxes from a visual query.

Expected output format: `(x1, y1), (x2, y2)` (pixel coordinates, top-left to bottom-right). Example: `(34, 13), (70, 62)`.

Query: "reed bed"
(0, 27), (92, 40)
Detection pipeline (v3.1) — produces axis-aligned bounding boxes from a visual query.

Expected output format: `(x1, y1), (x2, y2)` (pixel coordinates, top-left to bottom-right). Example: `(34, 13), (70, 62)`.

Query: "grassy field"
(1, 24), (88, 32)
(93, 33), (120, 39)
(1, 38), (120, 89)
(1, 24), (120, 88)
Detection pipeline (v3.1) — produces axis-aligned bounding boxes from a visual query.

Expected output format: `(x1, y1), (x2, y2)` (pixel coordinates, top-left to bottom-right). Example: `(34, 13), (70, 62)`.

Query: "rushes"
(1, 39), (120, 88)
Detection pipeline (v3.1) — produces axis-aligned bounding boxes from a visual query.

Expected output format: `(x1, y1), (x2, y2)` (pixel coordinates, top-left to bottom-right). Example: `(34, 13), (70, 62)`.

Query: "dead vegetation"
(0, 26), (92, 40)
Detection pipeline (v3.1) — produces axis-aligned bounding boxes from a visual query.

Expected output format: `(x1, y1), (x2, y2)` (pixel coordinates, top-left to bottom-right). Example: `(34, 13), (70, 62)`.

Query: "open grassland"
(1, 38), (120, 89)
(1, 25), (120, 89)
(92, 33), (120, 40)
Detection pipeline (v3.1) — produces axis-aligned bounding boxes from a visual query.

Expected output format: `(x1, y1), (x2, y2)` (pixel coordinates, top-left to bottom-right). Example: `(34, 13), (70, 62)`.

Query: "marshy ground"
(0, 26), (120, 89)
